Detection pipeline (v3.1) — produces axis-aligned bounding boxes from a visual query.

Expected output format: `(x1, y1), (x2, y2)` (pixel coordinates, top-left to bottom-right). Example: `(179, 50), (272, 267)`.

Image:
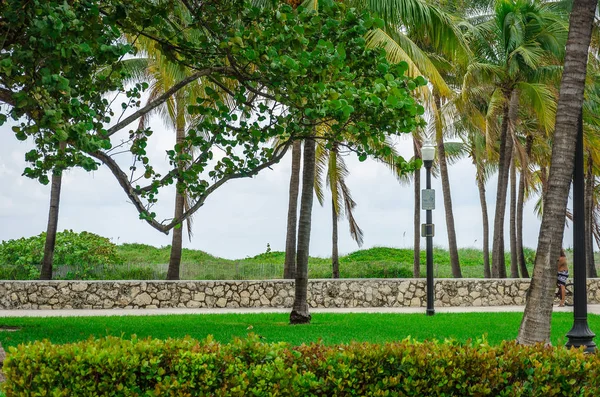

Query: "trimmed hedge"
(3, 335), (600, 396)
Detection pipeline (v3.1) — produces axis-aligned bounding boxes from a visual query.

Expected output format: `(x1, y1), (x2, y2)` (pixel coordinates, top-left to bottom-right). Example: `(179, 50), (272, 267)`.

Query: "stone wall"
(1, 279), (600, 310)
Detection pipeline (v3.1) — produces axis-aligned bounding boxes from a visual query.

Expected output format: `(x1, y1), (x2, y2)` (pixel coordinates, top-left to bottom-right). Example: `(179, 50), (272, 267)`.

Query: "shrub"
(0, 230), (123, 279)
(3, 335), (600, 396)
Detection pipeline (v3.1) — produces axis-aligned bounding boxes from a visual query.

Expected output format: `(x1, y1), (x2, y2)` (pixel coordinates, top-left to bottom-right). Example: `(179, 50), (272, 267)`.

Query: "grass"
(0, 312), (595, 348)
(111, 244), (543, 279)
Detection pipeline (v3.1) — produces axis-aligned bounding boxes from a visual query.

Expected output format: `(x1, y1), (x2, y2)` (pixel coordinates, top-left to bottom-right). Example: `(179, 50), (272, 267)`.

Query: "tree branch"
(0, 88), (15, 107)
(87, 150), (170, 234)
(89, 139), (291, 234)
(104, 67), (232, 137)
(162, 139), (293, 230)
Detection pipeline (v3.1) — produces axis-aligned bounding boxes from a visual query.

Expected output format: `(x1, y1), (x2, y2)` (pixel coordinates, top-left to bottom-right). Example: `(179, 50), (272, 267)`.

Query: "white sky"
(0, 114), (574, 260)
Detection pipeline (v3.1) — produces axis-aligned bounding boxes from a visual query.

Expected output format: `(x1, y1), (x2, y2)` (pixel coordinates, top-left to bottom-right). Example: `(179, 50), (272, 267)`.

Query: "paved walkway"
(2, 304), (599, 317)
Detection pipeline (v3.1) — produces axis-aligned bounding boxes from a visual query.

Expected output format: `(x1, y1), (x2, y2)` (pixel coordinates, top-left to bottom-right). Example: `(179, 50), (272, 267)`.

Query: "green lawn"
(0, 312), (595, 348)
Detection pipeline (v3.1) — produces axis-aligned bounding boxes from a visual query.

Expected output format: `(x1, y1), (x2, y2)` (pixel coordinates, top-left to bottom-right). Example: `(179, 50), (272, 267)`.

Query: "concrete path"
(2, 304), (599, 317)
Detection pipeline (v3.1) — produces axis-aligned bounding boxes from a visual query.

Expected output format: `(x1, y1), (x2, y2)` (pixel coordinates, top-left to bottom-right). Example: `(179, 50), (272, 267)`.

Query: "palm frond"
(365, 29), (450, 98)
(515, 81), (557, 135)
(314, 141), (328, 207)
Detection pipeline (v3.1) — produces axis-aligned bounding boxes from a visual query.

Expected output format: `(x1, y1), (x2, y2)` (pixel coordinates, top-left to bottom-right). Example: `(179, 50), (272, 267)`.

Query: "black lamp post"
(566, 111), (596, 352)
(422, 142), (436, 316)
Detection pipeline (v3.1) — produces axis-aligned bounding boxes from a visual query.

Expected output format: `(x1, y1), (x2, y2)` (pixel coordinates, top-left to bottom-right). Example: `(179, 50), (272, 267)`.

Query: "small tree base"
(290, 309), (311, 324)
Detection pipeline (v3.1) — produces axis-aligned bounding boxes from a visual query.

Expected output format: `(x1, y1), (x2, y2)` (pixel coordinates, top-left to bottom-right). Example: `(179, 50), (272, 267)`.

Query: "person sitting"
(557, 248), (569, 307)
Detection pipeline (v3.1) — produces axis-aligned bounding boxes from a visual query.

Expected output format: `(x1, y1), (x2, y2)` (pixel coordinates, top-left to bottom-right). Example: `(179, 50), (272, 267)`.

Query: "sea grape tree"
(1, 0), (427, 232)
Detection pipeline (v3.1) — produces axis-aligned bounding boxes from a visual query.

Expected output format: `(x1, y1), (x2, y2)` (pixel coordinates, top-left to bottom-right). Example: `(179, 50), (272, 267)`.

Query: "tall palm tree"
(517, 0), (597, 345)
(467, 127), (497, 278)
(130, 20), (209, 280)
(433, 95), (463, 277)
(516, 133), (534, 278)
(463, 0), (566, 278)
(314, 142), (364, 278)
(361, 0), (472, 279)
(584, 149), (598, 277)
(444, 40), (500, 279)
(283, 141), (302, 279)
(291, 137), (316, 324)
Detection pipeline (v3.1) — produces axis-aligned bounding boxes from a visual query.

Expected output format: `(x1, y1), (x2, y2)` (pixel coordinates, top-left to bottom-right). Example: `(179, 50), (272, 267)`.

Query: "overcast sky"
(0, 114), (574, 260)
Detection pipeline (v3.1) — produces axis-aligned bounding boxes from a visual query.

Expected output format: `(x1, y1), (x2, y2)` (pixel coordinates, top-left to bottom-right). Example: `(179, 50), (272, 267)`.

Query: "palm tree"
(584, 148), (598, 277)
(361, 0), (472, 279)
(130, 20), (209, 280)
(290, 137), (316, 324)
(314, 142), (364, 278)
(283, 141), (302, 279)
(463, 0), (566, 278)
(516, 133), (534, 278)
(509, 154), (519, 277)
(468, 128), (496, 278)
(444, 41), (500, 279)
(517, 0), (597, 345)
(433, 95), (462, 277)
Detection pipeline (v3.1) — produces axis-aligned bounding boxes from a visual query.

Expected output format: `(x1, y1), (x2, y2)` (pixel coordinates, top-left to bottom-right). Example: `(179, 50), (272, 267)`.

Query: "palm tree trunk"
(516, 168), (529, 278)
(284, 140), (302, 279)
(540, 166), (549, 199)
(40, 141), (67, 280)
(476, 168), (491, 278)
(492, 89), (516, 278)
(585, 152), (598, 277)
(332, 198), (340, 278)
(435, 96), (461, 278)
(413, 138), (421, 278)
(509, 154), (519, 278)
(290, 138), (316, 324)
(167, 105), (186, 280)
(517, 0), (597, 345)
(517, 135), (533, 278)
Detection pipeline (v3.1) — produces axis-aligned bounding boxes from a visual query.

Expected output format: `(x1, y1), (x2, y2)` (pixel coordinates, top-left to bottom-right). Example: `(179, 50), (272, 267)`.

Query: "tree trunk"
(284, 140), (302, 279)
(413, 138), (421, 278)
(435, 96), (461, 278)
(509, 153), (519, 278)
(40, 141), (67, 280)
(477, 168), (491, 278)
(290, 138), (316, 324)
(585, 152), (598, 277)
(540, 166), (549, 199)
(491, 89), (516, 278)
(332, 198), (340, 278)
(517, 135), (532, 278)
(167, 192), (185, 280)
(517, 0), (596, 345)
(516, 169), (529, 278)
(167, 104), (186, 280)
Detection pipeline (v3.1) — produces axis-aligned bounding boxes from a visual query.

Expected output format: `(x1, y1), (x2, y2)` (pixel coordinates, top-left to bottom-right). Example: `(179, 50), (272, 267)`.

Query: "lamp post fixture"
(421, 141), (436, 316)
(566, 111), (596, 352)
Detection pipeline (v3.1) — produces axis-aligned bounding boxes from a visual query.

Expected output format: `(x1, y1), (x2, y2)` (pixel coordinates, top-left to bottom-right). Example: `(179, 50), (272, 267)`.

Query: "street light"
(566, 111), (596, 352)
(421, 141), (436, 316)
